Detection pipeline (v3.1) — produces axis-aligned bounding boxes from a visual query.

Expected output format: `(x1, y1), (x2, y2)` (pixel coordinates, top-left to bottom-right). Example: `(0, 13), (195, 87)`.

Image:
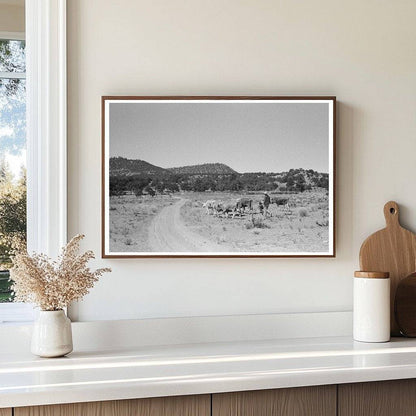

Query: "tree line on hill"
(109, 168), (329, 197)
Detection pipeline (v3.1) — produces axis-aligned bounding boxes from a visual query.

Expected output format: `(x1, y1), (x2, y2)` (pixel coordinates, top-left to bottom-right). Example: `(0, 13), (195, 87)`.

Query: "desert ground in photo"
(109, 190), (329, 253)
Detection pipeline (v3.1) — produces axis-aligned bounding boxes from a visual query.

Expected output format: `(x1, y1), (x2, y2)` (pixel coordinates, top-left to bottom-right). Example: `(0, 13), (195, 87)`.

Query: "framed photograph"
(102, 96), (336, 258)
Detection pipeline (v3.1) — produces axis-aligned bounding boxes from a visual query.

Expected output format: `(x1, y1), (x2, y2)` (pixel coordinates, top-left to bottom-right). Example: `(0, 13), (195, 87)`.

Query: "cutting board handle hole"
(383, 201), (400, 226)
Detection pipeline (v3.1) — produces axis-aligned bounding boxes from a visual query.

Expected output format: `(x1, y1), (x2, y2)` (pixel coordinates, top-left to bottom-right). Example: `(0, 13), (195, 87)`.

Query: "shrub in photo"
(298, 208), (308, 218)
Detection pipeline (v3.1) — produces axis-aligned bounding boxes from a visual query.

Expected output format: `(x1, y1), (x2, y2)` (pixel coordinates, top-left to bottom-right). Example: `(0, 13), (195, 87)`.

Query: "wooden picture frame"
(102, 96), (336, 258)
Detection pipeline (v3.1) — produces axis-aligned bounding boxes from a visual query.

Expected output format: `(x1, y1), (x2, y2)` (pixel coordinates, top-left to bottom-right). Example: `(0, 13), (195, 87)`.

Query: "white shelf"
(2, 336), (416, 408)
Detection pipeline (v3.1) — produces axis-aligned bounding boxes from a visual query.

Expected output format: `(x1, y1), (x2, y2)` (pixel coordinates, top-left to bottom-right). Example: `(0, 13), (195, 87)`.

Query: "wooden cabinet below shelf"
(11, 379), (416, 416)
(14, 395), (210, 416)
(212, 385), (337, 416)
(338, 379), (416, 416)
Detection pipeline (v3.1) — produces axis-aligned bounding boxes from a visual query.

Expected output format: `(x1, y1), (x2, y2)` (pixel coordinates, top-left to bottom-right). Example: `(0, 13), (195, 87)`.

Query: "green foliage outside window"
(0, 162), (26, 302)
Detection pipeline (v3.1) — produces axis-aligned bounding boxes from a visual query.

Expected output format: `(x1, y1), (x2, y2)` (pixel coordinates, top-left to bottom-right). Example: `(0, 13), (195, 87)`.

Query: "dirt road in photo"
(148, 198), (230, 252)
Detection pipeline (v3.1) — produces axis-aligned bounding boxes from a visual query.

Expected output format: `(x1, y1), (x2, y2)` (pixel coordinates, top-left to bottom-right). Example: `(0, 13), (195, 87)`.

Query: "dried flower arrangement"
(10, 234), (111, 311)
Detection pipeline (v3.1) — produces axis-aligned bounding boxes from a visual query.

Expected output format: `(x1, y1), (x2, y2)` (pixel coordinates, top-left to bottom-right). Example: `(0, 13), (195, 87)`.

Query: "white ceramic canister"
(353, 271), (390, 343)
(31, 310), (73, 357)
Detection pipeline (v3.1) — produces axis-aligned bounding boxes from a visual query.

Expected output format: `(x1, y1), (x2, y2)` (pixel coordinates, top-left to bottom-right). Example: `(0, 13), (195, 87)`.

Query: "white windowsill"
(0, 303), (35, 324)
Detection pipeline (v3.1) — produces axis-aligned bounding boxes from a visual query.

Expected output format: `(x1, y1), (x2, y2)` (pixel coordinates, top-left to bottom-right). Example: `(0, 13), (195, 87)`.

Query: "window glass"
(0, 39), (26, 73)
(0, 39), (26, 303)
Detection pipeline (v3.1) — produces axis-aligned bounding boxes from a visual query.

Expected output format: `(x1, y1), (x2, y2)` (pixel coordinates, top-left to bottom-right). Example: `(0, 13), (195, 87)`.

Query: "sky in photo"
(109, 101), (331, 173)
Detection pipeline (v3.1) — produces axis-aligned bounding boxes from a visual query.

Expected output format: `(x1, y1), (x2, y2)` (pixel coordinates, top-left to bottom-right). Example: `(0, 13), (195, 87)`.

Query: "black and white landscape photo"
(102, 97), (335, 257)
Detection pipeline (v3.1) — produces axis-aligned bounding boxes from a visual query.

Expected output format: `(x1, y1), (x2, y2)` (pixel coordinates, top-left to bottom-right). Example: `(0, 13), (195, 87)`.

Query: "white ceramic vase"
(31, 310), (73, 358)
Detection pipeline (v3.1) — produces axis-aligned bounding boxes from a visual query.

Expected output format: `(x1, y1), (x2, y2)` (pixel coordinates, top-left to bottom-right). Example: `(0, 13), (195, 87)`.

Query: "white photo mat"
(102, 97), (335, 258)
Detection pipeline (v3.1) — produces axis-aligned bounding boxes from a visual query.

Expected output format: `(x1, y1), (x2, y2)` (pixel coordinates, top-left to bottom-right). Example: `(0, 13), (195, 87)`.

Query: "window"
(0, 1), (67, 324)
(0, 34), (26, 306)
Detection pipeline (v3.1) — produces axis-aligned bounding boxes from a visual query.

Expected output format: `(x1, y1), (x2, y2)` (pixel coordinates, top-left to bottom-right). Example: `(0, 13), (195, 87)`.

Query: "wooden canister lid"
(354, 271), (390, 279)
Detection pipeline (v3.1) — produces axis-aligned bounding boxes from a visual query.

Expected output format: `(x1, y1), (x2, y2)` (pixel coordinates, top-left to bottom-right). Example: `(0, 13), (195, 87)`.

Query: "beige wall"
(0, 4), (24, 33)
(67, 0), (416, 321)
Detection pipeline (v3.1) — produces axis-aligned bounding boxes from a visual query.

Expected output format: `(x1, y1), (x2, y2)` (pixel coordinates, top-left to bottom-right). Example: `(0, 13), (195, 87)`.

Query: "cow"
(214, 201), (239, 218)
(271, 197), (290, 212)
(211, 201), (225, 217)
(235, 197), (253, 214)
(258, 200), (272, 217)
(202, 199), (217, 215)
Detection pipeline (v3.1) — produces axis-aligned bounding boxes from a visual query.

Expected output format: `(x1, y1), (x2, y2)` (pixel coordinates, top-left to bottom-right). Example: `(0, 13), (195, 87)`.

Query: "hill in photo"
(110, 157), (168, 176)
(168, 163), (237, 175)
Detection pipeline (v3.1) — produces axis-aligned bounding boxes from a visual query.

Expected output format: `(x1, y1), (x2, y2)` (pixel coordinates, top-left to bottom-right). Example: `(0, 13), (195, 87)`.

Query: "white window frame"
(0, 0), (67, 323)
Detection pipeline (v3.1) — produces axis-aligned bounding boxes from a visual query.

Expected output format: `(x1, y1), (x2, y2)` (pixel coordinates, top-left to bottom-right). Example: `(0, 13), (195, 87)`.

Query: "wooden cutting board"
(359, 201), (416, 335)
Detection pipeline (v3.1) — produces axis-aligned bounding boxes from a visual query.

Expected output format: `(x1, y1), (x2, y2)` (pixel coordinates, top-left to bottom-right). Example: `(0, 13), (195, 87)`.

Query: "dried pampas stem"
(10, 234), (111, 310)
